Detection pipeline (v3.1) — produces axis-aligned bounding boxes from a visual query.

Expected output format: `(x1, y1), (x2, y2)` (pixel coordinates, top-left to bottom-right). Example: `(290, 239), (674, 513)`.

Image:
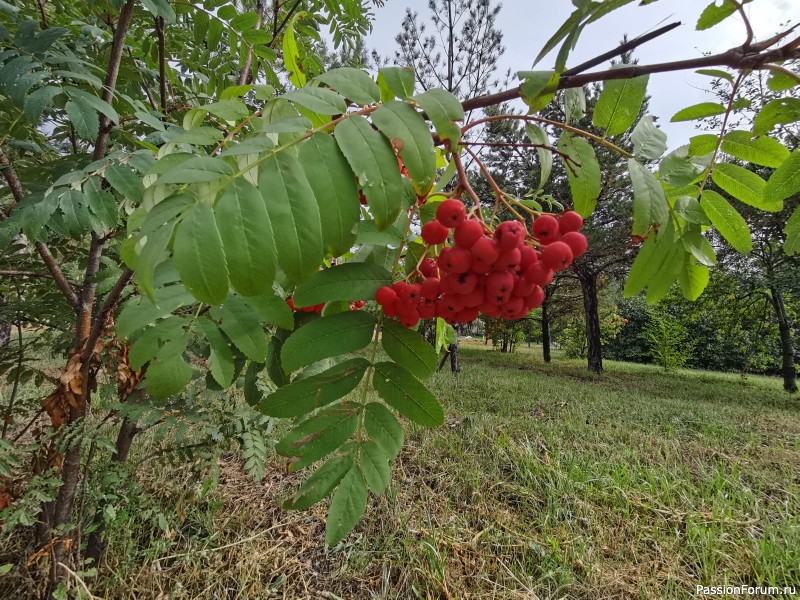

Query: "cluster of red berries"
(374, 199), (588, 328)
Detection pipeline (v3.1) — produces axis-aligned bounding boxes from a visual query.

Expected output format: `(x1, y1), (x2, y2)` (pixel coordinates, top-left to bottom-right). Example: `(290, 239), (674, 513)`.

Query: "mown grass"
(7, 342), (800, 599)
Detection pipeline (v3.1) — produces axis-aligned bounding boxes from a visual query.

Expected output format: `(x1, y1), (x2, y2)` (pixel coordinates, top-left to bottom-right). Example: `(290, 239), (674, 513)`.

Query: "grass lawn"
(5, 342), (800, 598)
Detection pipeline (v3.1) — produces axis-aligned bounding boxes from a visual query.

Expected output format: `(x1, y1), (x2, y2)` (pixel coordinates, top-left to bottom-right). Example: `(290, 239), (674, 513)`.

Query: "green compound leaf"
(364, 402), (404, 460)
(412, 88), (464, 145)
(198, 317), (235, 388)
(210, 295), (270, 362)
(381, 319), (437, 380)
(372, 100), (437, 195)
(557, 132), (600, 218)
(326, 465), (368, 546)
(293, 261), (392, 308)
(281, 311), (376, 373)
(593, 75), (648, 136)
(335, 115), (406, 229)
(283, 451), (355, 511)
(298, 133), (360, 257)
(173, 202), (229, 305)
(358, 441), (391, 495)
(314, 67), (381, 105)
(260, 358), (369, 417)
(628, 159), (669, 237)
(215, 178), (277, 296)
(721, 130), (790, 168)
(259, 151), (323, 284)
(275, 402), (360, 471)
(712, 162), (776, 211)
(631, 115), (667, 161)
(765, 149), (800, 206)
(700, 190), (752, 254)
(372, 361), (444, 428)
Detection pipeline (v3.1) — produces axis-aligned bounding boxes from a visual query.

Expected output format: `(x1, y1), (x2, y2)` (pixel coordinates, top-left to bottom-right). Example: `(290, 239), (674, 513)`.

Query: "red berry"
(495, 248), (521, 271)
(449, 272), (478, 295)
(398, 283), (422, 306)
(375, 285), (397, 306)
(561, 231), (588, 258)
(502, 297), (524, 319)
(532, 215), (560, 244)
(418, 299), (438, 319)
(525, 285), (545, 309)
(493, 220), (527, 250)
(441, 294), (465, 314)
(454, 219), (484, 249)
(399, 313), (420, 328)
(471, 236), (499, 266)
(486, 271), (514, 296)
(456, 307), (480, 324)
(435, 199), (467, 228)
(421, 220), (450, 245)
(520, 246), (538, 270)
(420, 258), (438, 277)
(461, 286), (485, 308)
(512, 278), (536, 298)
(438, 247), (472, 274)
(421, 277), (441, 300)
(540, 241), (574, 271)
(558, 211), (583, 234)
(523, 262), (554, 286)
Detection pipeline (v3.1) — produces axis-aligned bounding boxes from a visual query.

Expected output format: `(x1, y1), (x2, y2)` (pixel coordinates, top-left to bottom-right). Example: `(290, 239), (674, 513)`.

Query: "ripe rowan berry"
(454, 219), (484, 249)
(540, 241), (574, 271)
(435, 198), (467, 228)
(558, 210), (583, 234)
(375, 286), (397, 307)
(532, 215), (559, 243)
(523, 262), (554, 286)
(493, 220), (526, 250)
(421, 220), (450, 245)
(561, 231), (588, 258)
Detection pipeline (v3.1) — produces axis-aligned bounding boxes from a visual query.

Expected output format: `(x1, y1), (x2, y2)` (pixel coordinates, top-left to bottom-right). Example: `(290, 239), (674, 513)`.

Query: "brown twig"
(460, 37), (800, 113)
(155, 16), (168, 113)
(93, 0), (136, 160)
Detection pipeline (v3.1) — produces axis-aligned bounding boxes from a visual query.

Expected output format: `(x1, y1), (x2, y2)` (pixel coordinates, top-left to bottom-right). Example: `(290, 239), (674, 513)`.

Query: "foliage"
(0, 1), (799, 587)
(642, 310), (694, 371)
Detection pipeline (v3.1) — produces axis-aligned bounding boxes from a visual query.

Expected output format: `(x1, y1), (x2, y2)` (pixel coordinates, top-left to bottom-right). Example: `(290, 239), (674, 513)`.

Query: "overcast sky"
(365, 0), (798, 145)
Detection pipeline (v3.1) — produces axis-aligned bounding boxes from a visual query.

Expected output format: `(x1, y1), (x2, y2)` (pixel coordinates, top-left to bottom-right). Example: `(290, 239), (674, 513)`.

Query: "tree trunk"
(770, 287), (797, 393)
(541, 302), (551, 363)
(449, 342), (460, 372)
(580, 272), (603, 373)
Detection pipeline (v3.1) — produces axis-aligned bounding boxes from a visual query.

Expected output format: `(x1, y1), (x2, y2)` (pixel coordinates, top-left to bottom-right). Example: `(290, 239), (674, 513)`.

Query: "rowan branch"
(93, 0), (136, 160)
(80, 268), (134, 364)
(461, 34), (800, 113)
(155, 16), (167, 113)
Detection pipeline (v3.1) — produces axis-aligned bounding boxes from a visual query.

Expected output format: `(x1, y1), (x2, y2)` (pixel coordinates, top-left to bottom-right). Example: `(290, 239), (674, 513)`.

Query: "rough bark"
(580, 273), (603, 374)
(541, 301), (552, 363)
(770, 287), (797, 393)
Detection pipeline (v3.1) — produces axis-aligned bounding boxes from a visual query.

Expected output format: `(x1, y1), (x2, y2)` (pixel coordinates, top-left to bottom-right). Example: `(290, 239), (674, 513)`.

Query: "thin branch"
(452, 151), (484, 223)
(79, 268), (134, 364)
(93, 0), (136, 160)
(461, 37), (800, 113)
(155, 16), (168, 113)
(730, 0), (754, 48)
(238, 0), (266, 85)
(561, 21), (681, 77)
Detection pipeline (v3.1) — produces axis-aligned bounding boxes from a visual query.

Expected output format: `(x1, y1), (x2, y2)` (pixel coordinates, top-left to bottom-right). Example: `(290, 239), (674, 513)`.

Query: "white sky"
(366, 0), (798, 146)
